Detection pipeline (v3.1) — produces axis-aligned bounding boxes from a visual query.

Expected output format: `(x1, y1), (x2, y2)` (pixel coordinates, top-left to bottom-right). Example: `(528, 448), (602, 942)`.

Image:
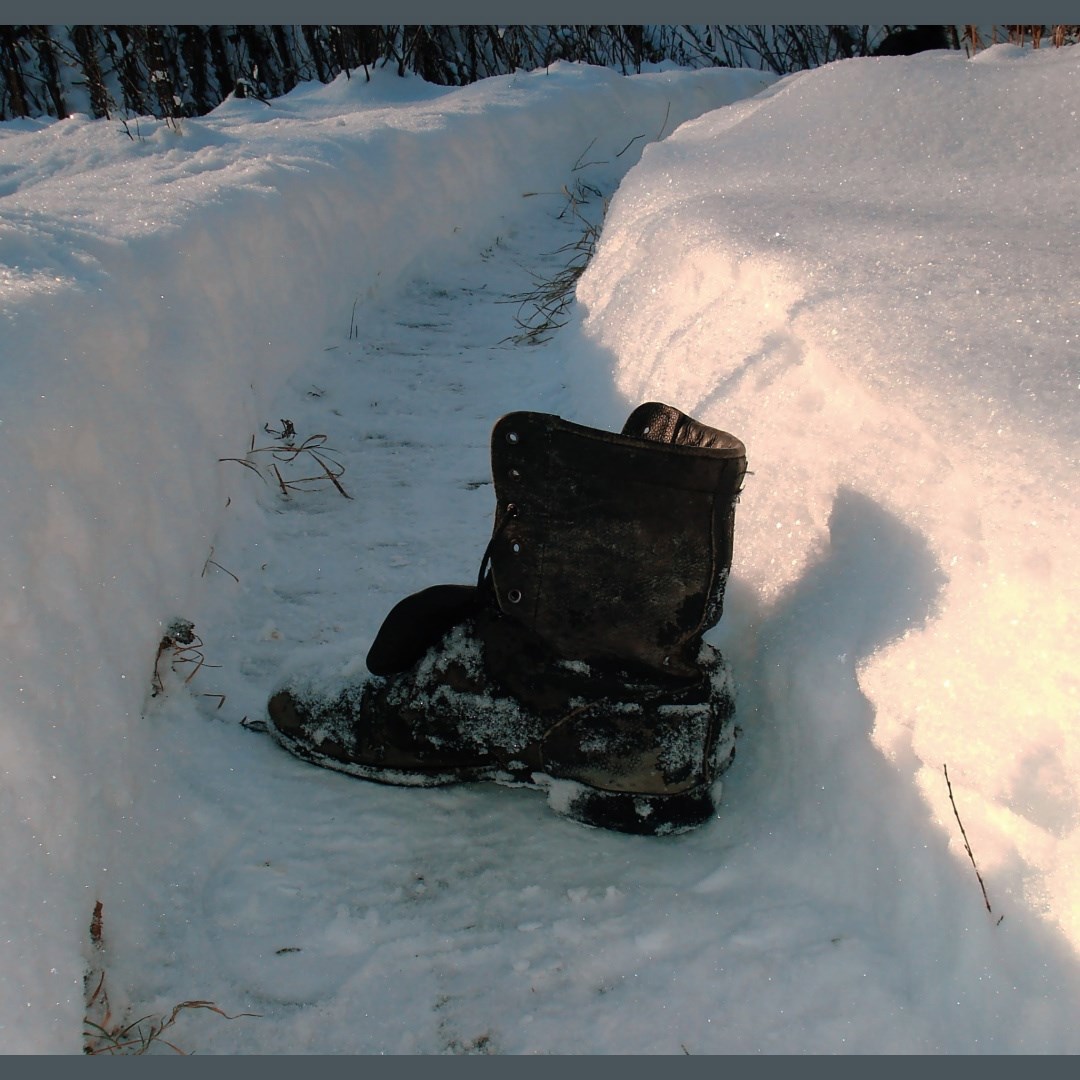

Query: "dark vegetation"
(2, 25), (1075, 125)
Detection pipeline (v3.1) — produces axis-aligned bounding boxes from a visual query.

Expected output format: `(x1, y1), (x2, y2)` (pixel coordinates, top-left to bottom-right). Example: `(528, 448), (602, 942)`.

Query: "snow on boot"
(267, 402), (747, 835)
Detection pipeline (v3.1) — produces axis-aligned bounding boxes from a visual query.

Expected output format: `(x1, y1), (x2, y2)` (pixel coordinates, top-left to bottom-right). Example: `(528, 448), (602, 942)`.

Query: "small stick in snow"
(571, 136), (604, 171)
(656, 100), (673, 141)
(943, 763), (999, 921)
(614, 132), (645, 158)
(202, 546), (239, 582)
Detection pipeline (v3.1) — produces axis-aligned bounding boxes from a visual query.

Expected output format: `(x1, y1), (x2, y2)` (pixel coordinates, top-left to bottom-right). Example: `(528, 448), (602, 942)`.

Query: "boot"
(267, 402), (747, 835)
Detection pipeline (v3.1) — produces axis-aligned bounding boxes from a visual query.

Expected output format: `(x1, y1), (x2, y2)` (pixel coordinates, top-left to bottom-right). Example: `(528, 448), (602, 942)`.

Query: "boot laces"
(476, 501), (519, 590)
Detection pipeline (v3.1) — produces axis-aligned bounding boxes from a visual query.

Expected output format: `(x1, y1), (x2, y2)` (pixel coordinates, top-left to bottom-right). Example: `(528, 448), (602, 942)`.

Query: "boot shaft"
(486, 403), (746, 677)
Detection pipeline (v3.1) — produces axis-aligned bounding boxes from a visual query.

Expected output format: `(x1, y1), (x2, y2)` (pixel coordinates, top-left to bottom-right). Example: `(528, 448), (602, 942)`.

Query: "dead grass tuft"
(83, 901), (258, 1055)
(220, 419), (352, 499)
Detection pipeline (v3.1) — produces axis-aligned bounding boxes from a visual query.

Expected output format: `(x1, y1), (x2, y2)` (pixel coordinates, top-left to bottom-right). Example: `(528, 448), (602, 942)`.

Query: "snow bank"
(574, 44), (1080, 954)
(0, 63), (773, 1051)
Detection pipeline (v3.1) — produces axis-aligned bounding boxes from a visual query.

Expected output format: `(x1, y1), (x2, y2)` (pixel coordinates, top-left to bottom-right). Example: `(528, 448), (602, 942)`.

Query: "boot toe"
(267, 689), (306, 738)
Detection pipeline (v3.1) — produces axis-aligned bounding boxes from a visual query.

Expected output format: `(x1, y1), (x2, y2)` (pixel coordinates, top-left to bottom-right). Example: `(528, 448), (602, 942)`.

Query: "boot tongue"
(621, 402), (739, 451)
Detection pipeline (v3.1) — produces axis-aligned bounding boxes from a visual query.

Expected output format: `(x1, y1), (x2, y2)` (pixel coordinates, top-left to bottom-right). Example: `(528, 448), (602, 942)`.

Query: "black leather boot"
(268, 403), (747, 835)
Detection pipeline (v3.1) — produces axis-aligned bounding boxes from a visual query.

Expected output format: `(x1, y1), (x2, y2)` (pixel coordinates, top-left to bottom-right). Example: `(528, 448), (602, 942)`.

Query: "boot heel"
(541, 776), (721, 836)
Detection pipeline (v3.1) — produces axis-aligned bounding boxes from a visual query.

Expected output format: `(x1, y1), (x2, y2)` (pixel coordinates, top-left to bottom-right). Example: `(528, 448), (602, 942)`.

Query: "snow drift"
(575, 43), (1080, 959)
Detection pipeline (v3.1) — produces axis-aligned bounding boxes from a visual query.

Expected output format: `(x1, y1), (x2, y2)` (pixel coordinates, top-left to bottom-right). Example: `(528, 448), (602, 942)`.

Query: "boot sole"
(270, 721), (736, 837)
(525, 773), (723, 836)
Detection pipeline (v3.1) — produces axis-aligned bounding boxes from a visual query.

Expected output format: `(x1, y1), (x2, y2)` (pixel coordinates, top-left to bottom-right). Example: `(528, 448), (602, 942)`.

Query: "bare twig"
(943, 764), (999, 921)
(656, 100), (672, 141)
(571, 136), (603, 171)
(202, 546), (239, 583)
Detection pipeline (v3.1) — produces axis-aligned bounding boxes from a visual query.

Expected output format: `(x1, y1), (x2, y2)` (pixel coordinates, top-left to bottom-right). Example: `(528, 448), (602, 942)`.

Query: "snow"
(0, 48), (1077, 1054)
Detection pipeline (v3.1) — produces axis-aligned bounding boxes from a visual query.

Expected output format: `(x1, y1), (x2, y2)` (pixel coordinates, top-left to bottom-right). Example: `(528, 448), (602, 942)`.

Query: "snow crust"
(1, 49), (1078, 1053)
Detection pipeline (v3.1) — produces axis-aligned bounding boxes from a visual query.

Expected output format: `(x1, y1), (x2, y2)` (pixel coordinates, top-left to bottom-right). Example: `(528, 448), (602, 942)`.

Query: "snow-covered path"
(2, 65), (786, 1052)
(110, 148), (1080, 1056)
(4, 51), (1079, 1054)
(104, 184), (695, 1056)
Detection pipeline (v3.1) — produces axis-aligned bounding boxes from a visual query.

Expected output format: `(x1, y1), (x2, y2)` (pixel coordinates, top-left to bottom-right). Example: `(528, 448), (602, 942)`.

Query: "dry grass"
(84, 979), (254, 1056)
(151, 618), (221, 700)
(504, 180), (607, 346)
(220, 419), (352, 500)
(83, 901), (258, 1055)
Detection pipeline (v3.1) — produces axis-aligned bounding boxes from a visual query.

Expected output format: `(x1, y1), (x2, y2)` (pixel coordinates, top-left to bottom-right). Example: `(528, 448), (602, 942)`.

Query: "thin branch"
(571, 136), (602, 170)
(202, 545), (239, 582)
(656, 100), (672, 141)
(943, 763), (999, 920)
